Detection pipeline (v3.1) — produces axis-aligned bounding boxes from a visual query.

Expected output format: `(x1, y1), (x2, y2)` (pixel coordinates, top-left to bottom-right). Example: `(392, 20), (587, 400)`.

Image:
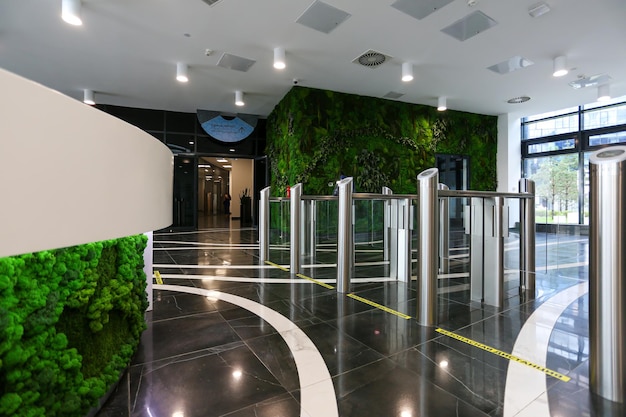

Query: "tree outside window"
(526, 154), (579, 224)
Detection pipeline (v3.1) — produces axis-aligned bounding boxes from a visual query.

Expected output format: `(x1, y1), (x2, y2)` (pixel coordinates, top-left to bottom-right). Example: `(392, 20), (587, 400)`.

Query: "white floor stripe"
(155, 284), (339, 417)
(503, 282), (588, 417)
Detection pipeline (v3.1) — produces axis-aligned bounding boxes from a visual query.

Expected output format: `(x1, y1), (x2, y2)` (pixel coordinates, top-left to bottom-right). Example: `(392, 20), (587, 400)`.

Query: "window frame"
(521, 100), (626, 225)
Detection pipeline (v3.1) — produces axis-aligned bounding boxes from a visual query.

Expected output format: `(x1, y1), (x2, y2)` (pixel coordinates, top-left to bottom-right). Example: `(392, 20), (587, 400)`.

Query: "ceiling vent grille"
(353, 50), (391, 68)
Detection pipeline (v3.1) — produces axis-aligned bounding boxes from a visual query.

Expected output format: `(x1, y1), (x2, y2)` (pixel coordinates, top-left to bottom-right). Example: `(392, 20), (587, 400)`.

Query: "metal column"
(259, 187), (270, 262)
(438, 183), (450, 274)
(337, 177), (354, 293)
(397, 198), (412, 282)
(417, 168), (439, 326)
(589, 146), (626, 404)
(306, 200), (317, 262)
(290, 183), (302, 275)
(518, 179), (535, 297)
(382, 186), (393, 265)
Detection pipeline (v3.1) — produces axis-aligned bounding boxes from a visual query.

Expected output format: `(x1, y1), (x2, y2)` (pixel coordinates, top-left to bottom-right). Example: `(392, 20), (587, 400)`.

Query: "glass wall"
(521, 97), (626, 225)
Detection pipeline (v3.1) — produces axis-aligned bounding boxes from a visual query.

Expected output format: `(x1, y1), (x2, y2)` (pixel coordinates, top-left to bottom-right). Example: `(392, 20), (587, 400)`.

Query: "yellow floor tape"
(436, 328), (571, 382)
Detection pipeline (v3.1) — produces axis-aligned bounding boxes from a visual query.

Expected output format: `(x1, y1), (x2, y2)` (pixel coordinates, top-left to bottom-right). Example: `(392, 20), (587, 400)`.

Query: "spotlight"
(62, 0), (82, 26)
(235, 90), (245, 106)
(401, 62), (413, 82)
(552, 56), (568, 77)
(273, 47), (286, 70)
(83, 89), (95, 105)
(597, 84), (611, 102)
(437, 96), (447, 111)
(176, 62), (189, 83)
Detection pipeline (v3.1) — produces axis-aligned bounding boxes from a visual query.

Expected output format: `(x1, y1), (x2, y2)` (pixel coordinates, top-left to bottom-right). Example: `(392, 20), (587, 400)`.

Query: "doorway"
(197, 156), (231, 229)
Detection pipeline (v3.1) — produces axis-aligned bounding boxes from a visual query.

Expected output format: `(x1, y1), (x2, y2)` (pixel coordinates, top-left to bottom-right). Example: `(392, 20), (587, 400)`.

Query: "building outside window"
(521, 97), (626, 225)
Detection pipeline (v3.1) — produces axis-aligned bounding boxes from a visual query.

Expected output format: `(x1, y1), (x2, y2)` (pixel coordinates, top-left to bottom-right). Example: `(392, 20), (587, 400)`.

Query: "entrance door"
(173, 155), (196, 229)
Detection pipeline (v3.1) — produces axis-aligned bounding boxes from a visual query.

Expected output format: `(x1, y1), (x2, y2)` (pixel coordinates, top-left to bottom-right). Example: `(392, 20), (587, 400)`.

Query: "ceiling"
(1, 0), (625, 119)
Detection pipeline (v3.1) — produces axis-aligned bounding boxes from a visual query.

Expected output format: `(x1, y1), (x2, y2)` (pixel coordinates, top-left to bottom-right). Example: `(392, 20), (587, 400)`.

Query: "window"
(523, 114), (578, 140)
(526, 138), (576, 155)
(521, 96), (626, 225)
(583, 102), (626, 130)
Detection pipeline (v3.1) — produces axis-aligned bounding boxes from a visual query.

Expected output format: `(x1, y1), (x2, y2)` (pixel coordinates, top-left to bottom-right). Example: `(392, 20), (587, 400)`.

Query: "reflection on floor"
(95, 220), (623, 417)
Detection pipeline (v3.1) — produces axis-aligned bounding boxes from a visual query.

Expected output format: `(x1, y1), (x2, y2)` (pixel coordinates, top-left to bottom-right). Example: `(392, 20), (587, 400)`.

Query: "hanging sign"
(197, 110), (258, 143)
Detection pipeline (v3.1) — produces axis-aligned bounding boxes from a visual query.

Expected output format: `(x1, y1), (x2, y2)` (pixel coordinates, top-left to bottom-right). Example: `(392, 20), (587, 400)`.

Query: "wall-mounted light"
(176, 62), (189, 83)
(437, 96), (447, 111)
(83, 89), (95, 105)
(401, 62), (413, 82)
(235, 90), (244, 106)
(273, 47), (286, 70)
(552, 55), (568, 77)
(597, 84), (611, 102)
(62, 0), (82, 26)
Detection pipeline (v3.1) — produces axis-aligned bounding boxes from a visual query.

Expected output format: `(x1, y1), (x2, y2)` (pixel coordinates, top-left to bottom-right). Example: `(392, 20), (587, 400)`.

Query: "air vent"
(507, 96), (531, 104)
(296, 1), (351, 34)
(441, 11), (498, 41)
(384, 91), (405, 99)
(201, 0), (222, 6)
(216, 53), (256, 72)
(353, 50), (391, 68)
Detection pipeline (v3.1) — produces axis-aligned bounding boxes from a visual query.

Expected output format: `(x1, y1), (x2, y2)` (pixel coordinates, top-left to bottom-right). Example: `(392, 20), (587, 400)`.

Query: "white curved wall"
(0, 69), (173, 258)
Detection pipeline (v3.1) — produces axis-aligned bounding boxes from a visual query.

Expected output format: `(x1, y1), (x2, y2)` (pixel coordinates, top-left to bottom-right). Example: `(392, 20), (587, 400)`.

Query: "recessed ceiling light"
(216, 158), (228, 163)
(507, 96), (531, 104)
(223, 165), (232, 168)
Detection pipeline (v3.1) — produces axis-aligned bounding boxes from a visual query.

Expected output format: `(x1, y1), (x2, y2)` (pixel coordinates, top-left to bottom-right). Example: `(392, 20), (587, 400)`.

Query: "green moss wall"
(266, 87), (498, 194)
(0, 235), (148, 417)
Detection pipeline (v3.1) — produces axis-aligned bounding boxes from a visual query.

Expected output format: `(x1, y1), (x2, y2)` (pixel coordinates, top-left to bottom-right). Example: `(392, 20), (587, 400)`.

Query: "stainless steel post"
(417, 168), (439, 326)
(397, 198), (412, 282)
(337, 177), (354, 293)
(309, 200), (317, 262)
(438, 183), (450, 274)
(382, 187), (392, 264)
(518, 179), (536, 297)
(259, 187), (270, 262)
(389, 198), (399, 279)
(589, 146), (626, 404)
(290, 183), (302, 276)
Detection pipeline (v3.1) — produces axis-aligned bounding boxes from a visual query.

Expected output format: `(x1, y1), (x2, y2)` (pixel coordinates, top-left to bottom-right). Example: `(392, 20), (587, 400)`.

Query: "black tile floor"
(95, 215), (624, 417)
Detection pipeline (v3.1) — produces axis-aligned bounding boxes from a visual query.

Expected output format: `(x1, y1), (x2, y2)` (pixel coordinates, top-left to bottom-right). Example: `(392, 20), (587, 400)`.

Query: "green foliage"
(266, 87), (498, 195)
(0, 235), (148, 417)
(530, 154), (579, 218)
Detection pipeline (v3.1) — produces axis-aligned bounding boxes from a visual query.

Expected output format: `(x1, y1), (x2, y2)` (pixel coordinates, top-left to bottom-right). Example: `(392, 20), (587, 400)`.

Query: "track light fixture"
(437, 96), (447, 111)
(597, 84), (611, 102)
(235, 90), (245, 106)
(176, 63), (189, 83)
(273, 47), (286, 70)
(552, 55), (568, 77)
(61, 0), (82, 26)
(83, 89), (95, 105)
(401, 62), (413, 82)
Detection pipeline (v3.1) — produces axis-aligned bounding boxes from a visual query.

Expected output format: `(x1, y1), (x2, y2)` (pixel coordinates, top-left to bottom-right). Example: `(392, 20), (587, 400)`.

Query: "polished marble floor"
(96, 215), (623, 417)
